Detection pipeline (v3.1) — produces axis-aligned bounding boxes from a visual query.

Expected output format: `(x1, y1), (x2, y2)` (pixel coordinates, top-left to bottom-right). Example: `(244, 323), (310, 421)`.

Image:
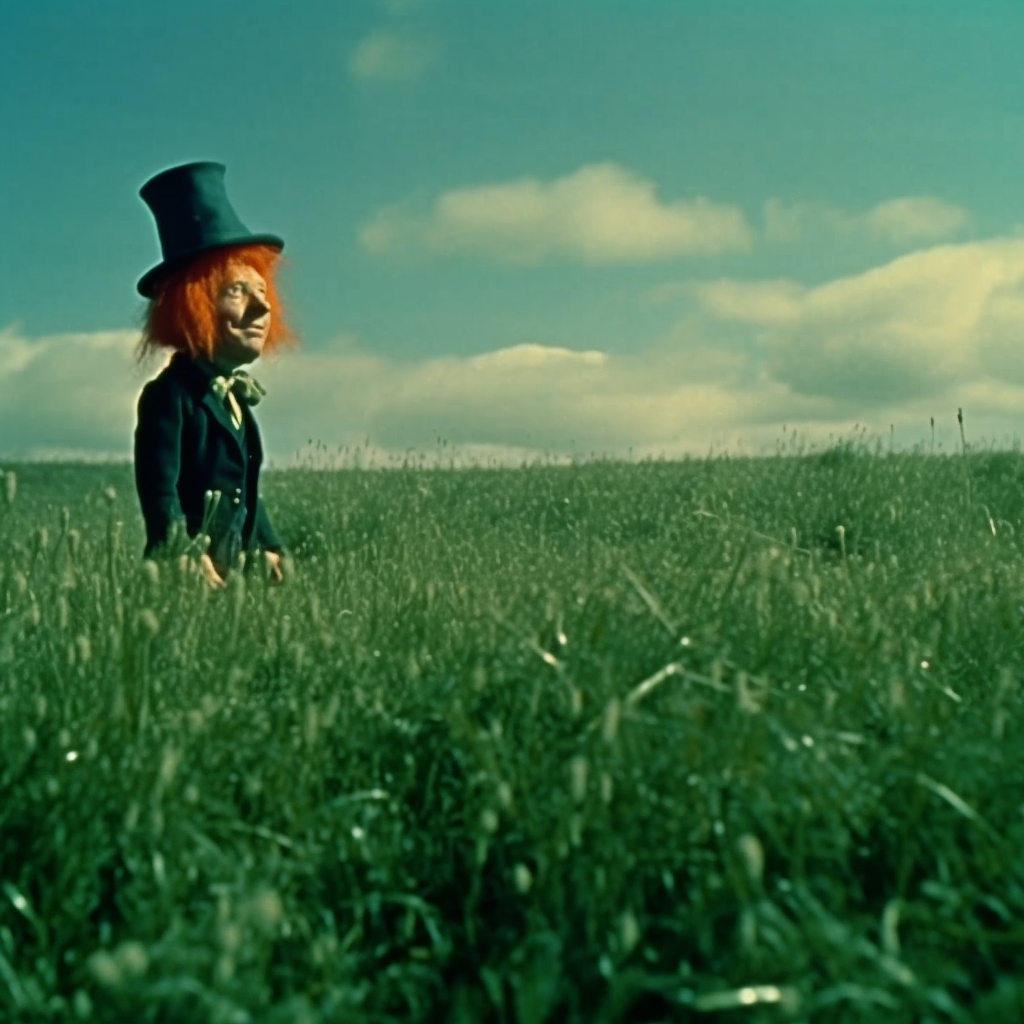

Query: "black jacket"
(133, 353), (282, 567)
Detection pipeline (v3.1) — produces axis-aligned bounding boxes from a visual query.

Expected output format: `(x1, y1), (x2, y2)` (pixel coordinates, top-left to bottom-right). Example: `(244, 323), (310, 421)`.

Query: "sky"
(1, 0), (1023, 464)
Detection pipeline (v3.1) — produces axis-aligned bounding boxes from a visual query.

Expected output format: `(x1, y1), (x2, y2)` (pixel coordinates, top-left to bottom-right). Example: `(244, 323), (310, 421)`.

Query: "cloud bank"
(764, 196), (970, 246)
(0, 327), (143, 459)
(3, 237), (1023, 465)
(361, 163), (755, 264)
(260, 234), (1024, 459)
(692, 238), (1024, 409)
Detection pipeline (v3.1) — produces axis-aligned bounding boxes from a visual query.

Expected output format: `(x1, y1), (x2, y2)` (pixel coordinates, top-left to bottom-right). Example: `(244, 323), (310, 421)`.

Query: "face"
(213, 264), (271, 370)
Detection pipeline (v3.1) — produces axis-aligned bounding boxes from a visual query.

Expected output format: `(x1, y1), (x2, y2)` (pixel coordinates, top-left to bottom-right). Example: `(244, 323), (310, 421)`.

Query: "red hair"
(138, 244), (295, 362)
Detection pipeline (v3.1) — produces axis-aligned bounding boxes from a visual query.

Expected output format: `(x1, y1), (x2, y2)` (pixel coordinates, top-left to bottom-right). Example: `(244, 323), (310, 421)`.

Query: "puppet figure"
(134, 161), (293, 587)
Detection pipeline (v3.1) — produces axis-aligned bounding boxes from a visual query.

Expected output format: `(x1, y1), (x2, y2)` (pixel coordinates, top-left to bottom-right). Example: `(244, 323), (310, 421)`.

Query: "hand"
(199, 552), (226, 589)
(264, 550), (285, 584)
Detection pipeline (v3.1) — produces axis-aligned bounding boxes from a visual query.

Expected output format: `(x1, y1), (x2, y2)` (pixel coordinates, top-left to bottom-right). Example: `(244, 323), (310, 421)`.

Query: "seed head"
(88, 950), (122, 988)
(75, 635), (92, 664)
(219, 922), (243, 954)
(158, 745), (181, 786)
(138, 609), (160, 637)
(619, 910), (640, 954)
(513, 863), (533, 894)
(602, 698), (621, 743)
(570, 755), (589, 803)
(497, 781), (514, 810)
(114, 941), (149, 980)
(737, 833), (765, 889)
(246, 888), (284, 932)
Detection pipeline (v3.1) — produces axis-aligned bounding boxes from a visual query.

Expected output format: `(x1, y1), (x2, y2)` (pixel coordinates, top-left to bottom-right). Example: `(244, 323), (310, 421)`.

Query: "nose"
(246, 291), (271, 317)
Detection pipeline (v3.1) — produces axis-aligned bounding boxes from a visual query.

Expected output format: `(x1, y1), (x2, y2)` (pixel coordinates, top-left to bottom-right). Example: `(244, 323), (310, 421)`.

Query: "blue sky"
(1, 0), (1023, 462)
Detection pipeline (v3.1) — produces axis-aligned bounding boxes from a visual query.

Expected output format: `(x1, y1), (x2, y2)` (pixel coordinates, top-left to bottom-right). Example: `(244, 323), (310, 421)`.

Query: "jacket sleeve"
(134, 379), (187, 556)
(254, 498), (283, 553)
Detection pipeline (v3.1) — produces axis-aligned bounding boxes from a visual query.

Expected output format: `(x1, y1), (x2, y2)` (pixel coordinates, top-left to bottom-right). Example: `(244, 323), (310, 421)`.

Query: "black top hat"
(137, 161), (284, 297)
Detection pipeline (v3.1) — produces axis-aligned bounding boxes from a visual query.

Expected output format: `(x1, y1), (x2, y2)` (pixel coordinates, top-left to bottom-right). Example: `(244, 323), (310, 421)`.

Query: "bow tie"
(209, 370), (266, 407)
(205, 368), (266, 429)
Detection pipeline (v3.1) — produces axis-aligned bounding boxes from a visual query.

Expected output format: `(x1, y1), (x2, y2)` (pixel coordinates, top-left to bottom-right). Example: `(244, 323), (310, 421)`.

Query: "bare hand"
(264, 550), (285, 584)
(199, 552), (226, 589)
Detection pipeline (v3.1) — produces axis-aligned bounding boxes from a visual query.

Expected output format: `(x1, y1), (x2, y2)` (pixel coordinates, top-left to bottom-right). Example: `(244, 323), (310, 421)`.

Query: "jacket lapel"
(168, 354), (253, 460)
(242, 401), (264, 462)
(201, 389), (246, 456)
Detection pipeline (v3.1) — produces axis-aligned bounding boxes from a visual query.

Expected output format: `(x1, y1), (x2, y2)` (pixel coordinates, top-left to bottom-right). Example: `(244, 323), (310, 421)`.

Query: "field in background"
(1, 449), (1024, 1023)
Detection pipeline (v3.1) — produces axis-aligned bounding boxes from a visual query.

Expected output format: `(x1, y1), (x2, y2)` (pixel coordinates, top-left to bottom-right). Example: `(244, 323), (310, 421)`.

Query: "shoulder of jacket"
(139, 362), (200, 415)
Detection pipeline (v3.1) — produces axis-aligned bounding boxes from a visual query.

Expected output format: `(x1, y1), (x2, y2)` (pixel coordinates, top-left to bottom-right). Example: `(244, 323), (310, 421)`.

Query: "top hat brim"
(136, 233), (285, 298)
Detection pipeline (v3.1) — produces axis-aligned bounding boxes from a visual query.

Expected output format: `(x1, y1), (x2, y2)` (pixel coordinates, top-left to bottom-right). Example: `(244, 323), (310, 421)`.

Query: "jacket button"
(234, 487), (242, 494)
(232, 497), (240, 506)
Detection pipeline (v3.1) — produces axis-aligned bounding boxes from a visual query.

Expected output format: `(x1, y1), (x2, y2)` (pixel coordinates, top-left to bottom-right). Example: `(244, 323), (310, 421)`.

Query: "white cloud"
(360, 163), (755, 264)
(763, 196), (970, 246)
(0, 326), (143, 458)
(349, 29), (437, 82)
(763, 199), (850, 244)
(468, 343), (607, 371)
(865, 197), (971, 244)
(690, 279), (805, 325)
(5, 237), (1024, 467)
(255, 340), (778, 461)
(259, 333), (1008, 464)
(693, 238), (1024, 407)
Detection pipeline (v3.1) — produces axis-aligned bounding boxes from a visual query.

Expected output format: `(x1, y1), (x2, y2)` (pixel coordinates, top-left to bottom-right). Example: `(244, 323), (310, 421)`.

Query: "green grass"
(1, 448), (1023, 1023)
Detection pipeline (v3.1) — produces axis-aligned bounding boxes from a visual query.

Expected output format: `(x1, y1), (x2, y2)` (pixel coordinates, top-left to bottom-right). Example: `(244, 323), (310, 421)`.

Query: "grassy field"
(1, 447), (1023, 1023)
